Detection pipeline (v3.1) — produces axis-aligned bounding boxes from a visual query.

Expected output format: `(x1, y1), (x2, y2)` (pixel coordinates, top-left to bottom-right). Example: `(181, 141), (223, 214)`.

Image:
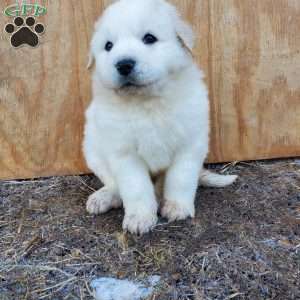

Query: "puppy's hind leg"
(86, 161), (122, 215)
(87, 186), (122, 215)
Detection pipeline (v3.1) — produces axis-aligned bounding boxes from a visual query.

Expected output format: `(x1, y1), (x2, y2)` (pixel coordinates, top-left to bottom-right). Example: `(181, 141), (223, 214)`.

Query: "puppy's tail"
(199, 169), (238, 188)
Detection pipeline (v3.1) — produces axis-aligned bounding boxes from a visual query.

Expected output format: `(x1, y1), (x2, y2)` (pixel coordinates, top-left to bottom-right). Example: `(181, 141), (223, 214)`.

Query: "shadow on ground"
(0, 160), (299, 299)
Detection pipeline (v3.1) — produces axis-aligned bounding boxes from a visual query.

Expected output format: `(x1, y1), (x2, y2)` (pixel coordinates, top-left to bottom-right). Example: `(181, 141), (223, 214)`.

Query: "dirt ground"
(1, 160), (300, 300)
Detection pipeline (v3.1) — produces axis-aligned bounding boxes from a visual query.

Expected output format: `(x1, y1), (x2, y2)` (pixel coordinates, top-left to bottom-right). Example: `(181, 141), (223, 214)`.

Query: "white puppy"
(83, 0), (237, 234)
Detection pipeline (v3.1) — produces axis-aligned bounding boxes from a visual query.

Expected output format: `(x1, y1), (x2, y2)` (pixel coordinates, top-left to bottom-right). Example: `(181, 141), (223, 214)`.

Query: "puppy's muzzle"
(116, 59), (136, 77)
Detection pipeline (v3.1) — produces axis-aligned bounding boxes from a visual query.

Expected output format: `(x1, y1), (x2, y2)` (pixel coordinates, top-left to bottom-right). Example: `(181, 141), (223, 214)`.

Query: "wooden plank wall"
(0, 0), (299, 180)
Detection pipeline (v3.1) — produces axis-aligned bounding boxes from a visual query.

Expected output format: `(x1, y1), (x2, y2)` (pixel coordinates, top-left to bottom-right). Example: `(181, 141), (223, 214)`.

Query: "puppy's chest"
(131, 113), (184, 172)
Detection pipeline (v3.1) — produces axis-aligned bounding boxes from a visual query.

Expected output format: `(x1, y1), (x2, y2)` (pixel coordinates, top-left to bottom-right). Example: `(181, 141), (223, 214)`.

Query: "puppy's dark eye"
(143, 33), (158, 45)
(105, 41), (113, 51)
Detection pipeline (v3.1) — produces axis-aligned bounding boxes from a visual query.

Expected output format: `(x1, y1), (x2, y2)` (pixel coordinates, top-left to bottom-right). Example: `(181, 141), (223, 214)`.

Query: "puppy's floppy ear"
(168, 3), (195, 54)
(87, 51), (94, 70)
(175, 17), (195, 54)
(87, 21), (100, 70)
(87, 15), (105, 70)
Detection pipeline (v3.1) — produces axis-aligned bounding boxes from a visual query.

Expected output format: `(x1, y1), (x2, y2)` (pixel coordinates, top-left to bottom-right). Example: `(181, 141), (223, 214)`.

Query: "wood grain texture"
(208, 0), (300, 162)
(0, 0), (102, 179)
(0, 0), (299, 179)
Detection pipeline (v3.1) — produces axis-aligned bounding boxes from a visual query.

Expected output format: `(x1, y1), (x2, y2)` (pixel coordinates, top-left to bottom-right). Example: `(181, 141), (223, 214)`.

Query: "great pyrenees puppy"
(83, 0), (237, 234)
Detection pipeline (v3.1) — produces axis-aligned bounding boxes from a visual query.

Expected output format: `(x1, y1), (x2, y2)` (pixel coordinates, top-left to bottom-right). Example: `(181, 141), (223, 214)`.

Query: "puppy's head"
(89, 0), (195, 94)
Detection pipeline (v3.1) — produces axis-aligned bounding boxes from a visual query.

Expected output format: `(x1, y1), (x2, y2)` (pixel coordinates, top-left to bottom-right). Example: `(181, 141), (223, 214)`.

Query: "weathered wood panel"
(208, 0), (300, 162)
(0, 0), (100, 179)
(0, 0), (299, 179)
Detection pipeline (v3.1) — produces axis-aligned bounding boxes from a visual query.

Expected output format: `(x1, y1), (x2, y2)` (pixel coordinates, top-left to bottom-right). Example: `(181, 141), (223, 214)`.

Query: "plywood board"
(208, 0), (300, 162)
(0, 0), (100, 179)
(0, 0), (299, 179)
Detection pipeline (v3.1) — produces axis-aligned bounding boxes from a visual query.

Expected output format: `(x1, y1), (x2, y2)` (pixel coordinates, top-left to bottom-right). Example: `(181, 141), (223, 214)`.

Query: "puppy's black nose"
(116, 59), (136, 76)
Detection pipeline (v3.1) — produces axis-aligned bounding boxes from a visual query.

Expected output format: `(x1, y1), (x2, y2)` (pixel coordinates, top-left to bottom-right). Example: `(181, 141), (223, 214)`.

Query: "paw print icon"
(5, 16), (45, 48)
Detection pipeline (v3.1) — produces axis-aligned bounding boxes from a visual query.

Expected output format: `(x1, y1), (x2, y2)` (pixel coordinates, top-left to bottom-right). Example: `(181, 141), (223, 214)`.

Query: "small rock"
(91, 276), (160, 300)
(171, 273), (181, 282)
(294, 159), (300, 166)
(71, 248), (82, 257)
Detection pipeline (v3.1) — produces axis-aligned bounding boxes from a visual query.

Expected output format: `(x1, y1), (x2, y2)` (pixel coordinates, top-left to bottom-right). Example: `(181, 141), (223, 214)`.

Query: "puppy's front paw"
(123, 212), (157, 235)
(161, 200), (195, 222)
(86, 187), (121, 215)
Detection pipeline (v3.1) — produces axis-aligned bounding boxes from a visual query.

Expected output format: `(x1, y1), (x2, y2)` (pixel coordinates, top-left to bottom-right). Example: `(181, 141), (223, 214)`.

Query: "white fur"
(83, 0), (237, 235)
